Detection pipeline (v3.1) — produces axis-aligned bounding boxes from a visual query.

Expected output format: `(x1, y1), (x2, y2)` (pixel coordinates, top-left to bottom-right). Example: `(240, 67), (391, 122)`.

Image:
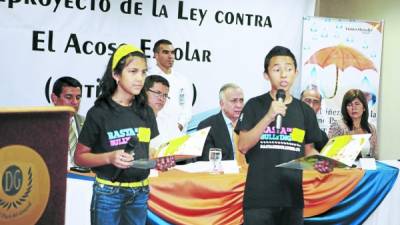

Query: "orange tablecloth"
(148, 168), (364, 225)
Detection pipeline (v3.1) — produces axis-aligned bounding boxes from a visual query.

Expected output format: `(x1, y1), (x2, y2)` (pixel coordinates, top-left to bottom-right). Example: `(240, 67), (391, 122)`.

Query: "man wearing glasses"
(300, 87), (328, 151)
(144, 75), (180, 150)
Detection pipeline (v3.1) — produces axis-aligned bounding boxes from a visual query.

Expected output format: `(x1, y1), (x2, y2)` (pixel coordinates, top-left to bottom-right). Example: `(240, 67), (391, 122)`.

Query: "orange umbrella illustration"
(305, 45), (376, 98)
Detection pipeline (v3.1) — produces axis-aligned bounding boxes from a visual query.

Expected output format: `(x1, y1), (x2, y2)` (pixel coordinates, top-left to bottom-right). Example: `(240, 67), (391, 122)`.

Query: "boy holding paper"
(235, 46), (331, 225)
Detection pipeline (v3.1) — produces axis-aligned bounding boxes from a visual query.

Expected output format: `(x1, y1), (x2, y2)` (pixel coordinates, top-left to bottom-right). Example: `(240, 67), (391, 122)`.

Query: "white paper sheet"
(174, 160), (240, 174)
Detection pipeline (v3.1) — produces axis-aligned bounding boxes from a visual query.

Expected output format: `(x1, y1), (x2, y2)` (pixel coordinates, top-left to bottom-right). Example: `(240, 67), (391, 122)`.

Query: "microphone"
(275, 89), (286, 132)
(111, 136), (138, 182)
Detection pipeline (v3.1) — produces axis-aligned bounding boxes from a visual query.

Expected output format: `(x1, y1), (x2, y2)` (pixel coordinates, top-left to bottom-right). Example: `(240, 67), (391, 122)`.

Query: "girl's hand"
(110, 150), (134, 169)
(156, 156), (176, 171)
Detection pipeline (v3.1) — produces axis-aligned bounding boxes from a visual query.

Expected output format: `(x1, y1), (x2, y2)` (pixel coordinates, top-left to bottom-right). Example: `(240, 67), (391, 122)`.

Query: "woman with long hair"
(328, 89), (378, 158)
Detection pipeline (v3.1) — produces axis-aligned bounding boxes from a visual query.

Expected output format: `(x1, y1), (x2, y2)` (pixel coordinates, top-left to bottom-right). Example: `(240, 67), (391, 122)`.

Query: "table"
(65, 161), (399, 225)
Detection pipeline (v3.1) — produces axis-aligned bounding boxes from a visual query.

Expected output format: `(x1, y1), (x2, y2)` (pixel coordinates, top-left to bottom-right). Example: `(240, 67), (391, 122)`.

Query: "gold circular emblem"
(0, 145), (50, 225)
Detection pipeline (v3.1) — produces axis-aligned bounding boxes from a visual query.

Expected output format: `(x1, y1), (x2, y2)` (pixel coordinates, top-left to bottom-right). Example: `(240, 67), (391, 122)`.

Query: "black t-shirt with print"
(79, 97), (159, 182)
(315, 129), (329, 151)
(235, 92), (321, 209)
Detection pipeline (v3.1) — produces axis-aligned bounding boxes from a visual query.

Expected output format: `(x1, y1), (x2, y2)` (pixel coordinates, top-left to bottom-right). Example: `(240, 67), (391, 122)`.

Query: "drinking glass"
(209, 148), (222, 174)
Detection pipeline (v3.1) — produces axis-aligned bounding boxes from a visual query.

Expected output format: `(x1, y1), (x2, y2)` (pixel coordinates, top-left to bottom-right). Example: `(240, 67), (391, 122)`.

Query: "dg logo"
(0, 145), (50, 225)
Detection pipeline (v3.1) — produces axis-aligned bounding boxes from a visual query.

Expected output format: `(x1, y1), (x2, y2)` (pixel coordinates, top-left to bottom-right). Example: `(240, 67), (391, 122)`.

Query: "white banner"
(300, 16), (383, 132)
(0, 0), (315, 127)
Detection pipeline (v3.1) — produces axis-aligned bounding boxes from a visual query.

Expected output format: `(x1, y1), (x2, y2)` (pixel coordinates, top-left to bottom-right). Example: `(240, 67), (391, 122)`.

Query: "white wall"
(0, 0), (315, 122)
(317, 0), (400, 159)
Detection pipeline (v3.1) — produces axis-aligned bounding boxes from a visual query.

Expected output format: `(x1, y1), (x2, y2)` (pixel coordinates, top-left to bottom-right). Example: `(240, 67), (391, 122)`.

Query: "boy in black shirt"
(235, 46), (331, 225)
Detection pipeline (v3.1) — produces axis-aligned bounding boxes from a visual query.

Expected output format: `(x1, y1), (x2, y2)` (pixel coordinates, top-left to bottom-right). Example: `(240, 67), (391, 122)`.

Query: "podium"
(0, 106), (73, 225)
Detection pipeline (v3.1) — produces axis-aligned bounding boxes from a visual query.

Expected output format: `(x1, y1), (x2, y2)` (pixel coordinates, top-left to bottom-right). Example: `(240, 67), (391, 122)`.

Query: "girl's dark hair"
(341, 89), (371, 133)
(96, 48), (149, 121)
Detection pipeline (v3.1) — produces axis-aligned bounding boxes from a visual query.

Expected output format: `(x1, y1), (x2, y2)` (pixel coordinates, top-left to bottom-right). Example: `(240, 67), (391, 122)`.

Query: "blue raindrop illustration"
(360, 76), (376, 106)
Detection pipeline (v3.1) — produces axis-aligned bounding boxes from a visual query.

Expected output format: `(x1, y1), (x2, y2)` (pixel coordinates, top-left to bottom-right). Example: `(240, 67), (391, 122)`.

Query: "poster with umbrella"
(300, 16), (383, 133)
(305, 44), (377, 99)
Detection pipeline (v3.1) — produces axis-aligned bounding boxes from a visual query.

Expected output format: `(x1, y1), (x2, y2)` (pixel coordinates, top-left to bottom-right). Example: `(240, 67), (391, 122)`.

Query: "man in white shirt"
(148, 39), (193, 134)
(51, 76), (86, 169)
(144, 75), (180, 151)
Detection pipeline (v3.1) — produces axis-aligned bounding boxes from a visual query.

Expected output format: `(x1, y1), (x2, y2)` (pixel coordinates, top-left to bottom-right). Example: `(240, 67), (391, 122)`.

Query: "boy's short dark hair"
(264, 46), (297, 73)
(153, 39), (173, 54)
(144, 75), (170, 91)
(52, 76), (82, 97)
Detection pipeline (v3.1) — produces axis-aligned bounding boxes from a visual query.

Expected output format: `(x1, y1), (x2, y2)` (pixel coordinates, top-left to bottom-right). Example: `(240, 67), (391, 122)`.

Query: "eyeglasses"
(303, 98), (321, 105)
(148, 89), (170, 100)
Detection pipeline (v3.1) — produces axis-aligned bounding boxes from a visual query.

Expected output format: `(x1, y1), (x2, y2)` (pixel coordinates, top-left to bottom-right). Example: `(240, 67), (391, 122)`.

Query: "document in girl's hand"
(150, 127), (211, 160)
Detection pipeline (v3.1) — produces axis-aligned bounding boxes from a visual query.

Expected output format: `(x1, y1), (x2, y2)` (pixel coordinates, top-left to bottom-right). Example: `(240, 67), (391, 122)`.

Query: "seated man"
(145, 75), (197, 164)
(300, 87), (328, 151)
(197, 83), (244, 161)
(51, 76), (85, 169)
(144, 75), (175, 149)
